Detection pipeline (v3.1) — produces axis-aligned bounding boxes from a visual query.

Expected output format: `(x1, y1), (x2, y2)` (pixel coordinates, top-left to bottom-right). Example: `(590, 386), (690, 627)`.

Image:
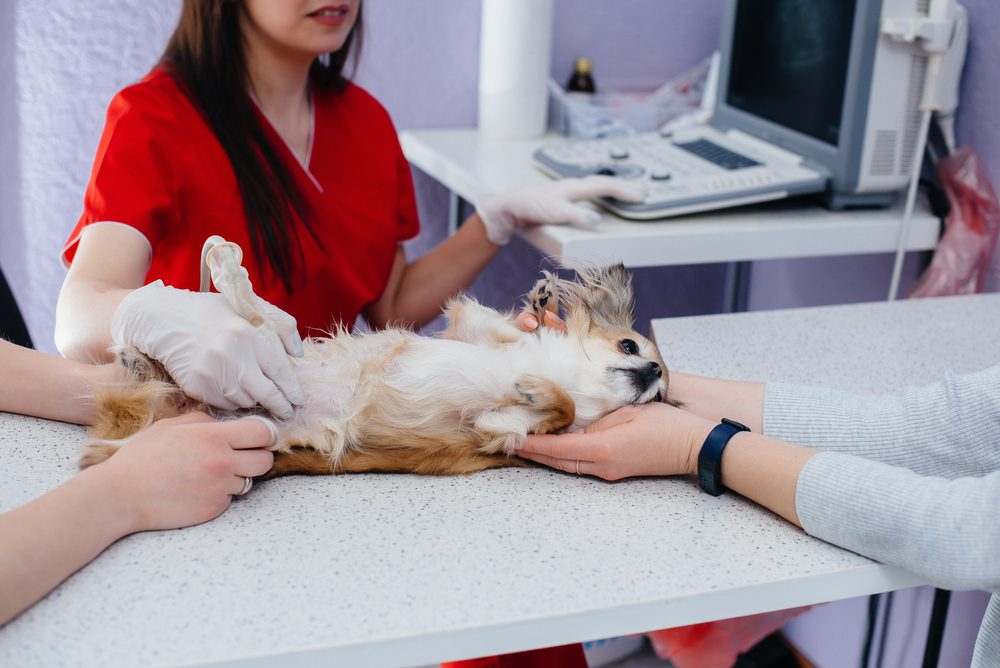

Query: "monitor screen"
(726, 0), (857, 146)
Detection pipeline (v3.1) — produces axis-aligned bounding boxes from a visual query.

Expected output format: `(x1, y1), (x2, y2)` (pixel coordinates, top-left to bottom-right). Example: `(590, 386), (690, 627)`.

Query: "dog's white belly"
(278, 331), (414, 449)
(272, 328), (599, 460)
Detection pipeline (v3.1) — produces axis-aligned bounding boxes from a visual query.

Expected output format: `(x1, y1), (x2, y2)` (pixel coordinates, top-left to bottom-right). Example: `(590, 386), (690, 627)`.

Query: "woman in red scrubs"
(55, 2), (638, 663)
(55, 0), (642, 421)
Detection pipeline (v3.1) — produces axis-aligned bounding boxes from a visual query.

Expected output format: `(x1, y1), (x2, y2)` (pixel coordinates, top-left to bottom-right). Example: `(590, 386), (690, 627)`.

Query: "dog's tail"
(82, 380), (188, 469)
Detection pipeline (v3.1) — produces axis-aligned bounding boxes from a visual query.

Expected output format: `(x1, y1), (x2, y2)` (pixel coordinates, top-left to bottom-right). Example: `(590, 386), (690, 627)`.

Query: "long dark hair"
(162, 1), (364, 292)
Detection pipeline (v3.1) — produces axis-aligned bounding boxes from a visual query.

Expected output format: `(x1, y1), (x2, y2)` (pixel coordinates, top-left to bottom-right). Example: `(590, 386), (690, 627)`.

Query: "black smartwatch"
(697, 418), (750, 496)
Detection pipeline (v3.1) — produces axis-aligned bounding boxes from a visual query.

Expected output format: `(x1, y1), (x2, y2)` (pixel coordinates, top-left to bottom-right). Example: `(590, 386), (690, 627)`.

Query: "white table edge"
(198, 563), (924, 668)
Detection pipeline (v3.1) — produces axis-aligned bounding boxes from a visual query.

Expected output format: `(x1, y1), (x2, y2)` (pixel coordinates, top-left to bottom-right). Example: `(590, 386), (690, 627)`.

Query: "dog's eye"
(618, 338), (639, 355)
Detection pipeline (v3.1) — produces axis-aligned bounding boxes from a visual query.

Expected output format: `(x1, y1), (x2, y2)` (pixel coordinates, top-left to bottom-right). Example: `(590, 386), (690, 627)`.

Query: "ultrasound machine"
(533, 0), (967, 220)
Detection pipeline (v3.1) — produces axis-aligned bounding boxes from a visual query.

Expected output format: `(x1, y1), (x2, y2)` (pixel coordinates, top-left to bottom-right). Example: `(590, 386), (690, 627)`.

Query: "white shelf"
(400, 128), (941, 268)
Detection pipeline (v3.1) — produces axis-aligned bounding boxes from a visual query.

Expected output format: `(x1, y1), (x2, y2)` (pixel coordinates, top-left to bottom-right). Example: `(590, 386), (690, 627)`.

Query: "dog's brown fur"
(85, 265), (672, 478)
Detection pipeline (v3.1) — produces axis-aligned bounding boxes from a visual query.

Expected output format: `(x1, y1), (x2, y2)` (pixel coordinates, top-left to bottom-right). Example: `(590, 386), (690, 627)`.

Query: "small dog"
(83, 264), (676, 476)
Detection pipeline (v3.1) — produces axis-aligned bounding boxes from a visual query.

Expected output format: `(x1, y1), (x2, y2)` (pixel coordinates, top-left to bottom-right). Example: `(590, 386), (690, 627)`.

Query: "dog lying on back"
(82, 265), (676, 476)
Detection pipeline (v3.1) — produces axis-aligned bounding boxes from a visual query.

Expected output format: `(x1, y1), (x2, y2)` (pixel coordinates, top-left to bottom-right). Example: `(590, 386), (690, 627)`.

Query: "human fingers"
(569, 175), (648, 203)
(544, 201), (602, 227)
(204, 416), (280, 450)
(515, 310), (538, 332)
(516, 451), (601, 478)
(184, 373), (244, 412)
(518, 430), (607, 461)
(221, 383), (256, 411)
(541, 311), (567, 332)
(240, 366), (294, 420)
(259, 298), (305, 358)
(515, 309), (567, 333)
(231, 449), (275, 479)
(257, 329), (305, 404)
(239, 415), (279, 446)
(582, 404), (643, 433)
(155, 412), (215, 427)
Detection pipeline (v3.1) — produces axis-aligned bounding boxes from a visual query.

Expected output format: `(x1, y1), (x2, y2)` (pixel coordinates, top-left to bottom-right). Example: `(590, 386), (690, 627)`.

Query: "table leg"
(448, 190), (465, 235)
(723, 261), (752, 313)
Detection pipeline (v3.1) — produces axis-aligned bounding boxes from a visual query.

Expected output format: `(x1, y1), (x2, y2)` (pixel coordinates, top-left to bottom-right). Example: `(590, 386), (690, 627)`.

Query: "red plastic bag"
(646, 606), (810, 668)
(909, 147), (1000, 298)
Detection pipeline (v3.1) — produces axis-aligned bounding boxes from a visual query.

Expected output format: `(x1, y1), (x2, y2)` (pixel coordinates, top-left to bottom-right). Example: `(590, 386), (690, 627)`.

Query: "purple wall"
(356, 1), (998, 666)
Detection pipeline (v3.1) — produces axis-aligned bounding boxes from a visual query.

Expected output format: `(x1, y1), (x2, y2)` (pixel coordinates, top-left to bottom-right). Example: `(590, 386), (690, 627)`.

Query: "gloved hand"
(476, 175), (648, 245)
(111, 281), (305, 420)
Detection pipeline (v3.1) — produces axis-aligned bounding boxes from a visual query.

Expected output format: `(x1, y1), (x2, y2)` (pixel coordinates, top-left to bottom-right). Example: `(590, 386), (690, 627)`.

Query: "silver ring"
(575, 460), (581, 475)
(236, 476), (253, 496)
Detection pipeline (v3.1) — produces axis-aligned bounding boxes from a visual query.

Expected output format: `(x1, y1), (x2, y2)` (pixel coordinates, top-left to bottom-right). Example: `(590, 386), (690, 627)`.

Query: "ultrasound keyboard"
(532, 129), (829, 220)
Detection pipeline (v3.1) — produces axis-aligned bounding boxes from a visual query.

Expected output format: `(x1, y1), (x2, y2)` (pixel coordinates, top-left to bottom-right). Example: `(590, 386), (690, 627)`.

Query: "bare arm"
(0, 462), (136, 624)
(668, 371), (766, 432)
(518, 403), (813, 526)
(715, 430), (814, 525)
(55, 225), (151, 362)
(363, 214), (500, 329)
(0, 341), (121, 424)
(0, 414), (275, 625)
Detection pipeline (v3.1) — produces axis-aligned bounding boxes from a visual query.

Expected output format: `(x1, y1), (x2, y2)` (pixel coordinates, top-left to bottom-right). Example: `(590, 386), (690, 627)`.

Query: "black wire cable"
(875, 591), (895, 668)
(922, 589), (953, 668)
(861, 593), (881, 667)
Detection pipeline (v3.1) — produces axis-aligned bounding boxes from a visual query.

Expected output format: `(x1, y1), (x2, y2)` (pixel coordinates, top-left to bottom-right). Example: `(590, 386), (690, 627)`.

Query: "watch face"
(722, 417), (750, 432)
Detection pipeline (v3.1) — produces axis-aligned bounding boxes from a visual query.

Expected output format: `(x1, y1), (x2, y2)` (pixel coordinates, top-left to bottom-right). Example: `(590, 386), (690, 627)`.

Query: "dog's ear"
(561, 263), (635, 333)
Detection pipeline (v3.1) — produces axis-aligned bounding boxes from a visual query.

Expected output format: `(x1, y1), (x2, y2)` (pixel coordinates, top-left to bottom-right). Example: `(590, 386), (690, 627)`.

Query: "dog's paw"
(528, 271), (559, 326)
(79, 442), (121, 469)
(514, 375), (575, 434)
(474, 377), (576, 455)
(113, 345), (173, 384)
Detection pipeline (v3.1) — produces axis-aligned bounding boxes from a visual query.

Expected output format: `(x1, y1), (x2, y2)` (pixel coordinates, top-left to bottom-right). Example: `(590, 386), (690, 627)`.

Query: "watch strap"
(697, 417), (750, 496)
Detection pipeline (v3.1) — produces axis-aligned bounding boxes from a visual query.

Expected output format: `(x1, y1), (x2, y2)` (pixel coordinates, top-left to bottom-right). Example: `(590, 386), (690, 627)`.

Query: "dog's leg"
(443, 296), (524, 347)
(265, 445), (334, 477)
(527, 270), (560, 327)
(335, 446), (526, 475)
(474, 375), (576, 454)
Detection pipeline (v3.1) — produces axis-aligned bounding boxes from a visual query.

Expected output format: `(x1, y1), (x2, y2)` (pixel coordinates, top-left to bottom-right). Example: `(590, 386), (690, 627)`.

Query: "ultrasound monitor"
(713, 0), (931, 207)
(727, 2), (856, 147)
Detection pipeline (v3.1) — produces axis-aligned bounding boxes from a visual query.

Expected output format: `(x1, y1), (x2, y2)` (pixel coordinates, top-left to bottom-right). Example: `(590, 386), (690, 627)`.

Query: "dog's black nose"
(630, 361), (662, 392)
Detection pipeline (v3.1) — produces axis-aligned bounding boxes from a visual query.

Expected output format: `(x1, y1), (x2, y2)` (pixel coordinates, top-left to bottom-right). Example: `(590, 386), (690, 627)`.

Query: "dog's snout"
(639, 361), (661, 383)
(629, 361), (662, 388)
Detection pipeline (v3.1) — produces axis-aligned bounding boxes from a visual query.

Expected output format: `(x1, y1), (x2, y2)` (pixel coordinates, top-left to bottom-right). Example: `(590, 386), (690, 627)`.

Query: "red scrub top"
(63, 68), (420, 336)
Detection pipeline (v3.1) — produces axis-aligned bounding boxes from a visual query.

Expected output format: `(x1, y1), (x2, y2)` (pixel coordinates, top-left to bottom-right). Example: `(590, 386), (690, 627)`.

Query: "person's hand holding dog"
(514, 307), (732, 482)
(514, 306), (711, 479)
(516, 402), (715, 480)
(0, 408), (276, 626)
(99, 413), (277, 532)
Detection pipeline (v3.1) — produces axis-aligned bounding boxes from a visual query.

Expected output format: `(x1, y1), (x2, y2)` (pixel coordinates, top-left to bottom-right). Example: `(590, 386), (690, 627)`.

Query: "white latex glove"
(111, 281), (305, 419)
(476, 175), (648, 245)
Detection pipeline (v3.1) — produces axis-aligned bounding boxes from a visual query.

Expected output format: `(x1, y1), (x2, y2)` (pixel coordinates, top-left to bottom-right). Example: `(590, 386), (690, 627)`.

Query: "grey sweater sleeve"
(764, 364), (1000, 479)
(795, 452), (1000, 591)
(763, 363), (1000, 590)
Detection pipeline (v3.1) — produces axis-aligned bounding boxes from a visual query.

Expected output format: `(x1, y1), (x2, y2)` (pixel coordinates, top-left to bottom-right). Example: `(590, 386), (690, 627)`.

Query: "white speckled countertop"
(4, 293), (998, 667)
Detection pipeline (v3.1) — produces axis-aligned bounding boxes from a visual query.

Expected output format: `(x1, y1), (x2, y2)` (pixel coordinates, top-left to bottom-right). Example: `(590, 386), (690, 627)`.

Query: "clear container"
(548, 56), (713, 140)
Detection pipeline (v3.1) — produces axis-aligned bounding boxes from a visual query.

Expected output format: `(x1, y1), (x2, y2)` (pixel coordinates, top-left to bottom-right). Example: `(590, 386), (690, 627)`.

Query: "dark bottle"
(566, 57), (596, 94)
